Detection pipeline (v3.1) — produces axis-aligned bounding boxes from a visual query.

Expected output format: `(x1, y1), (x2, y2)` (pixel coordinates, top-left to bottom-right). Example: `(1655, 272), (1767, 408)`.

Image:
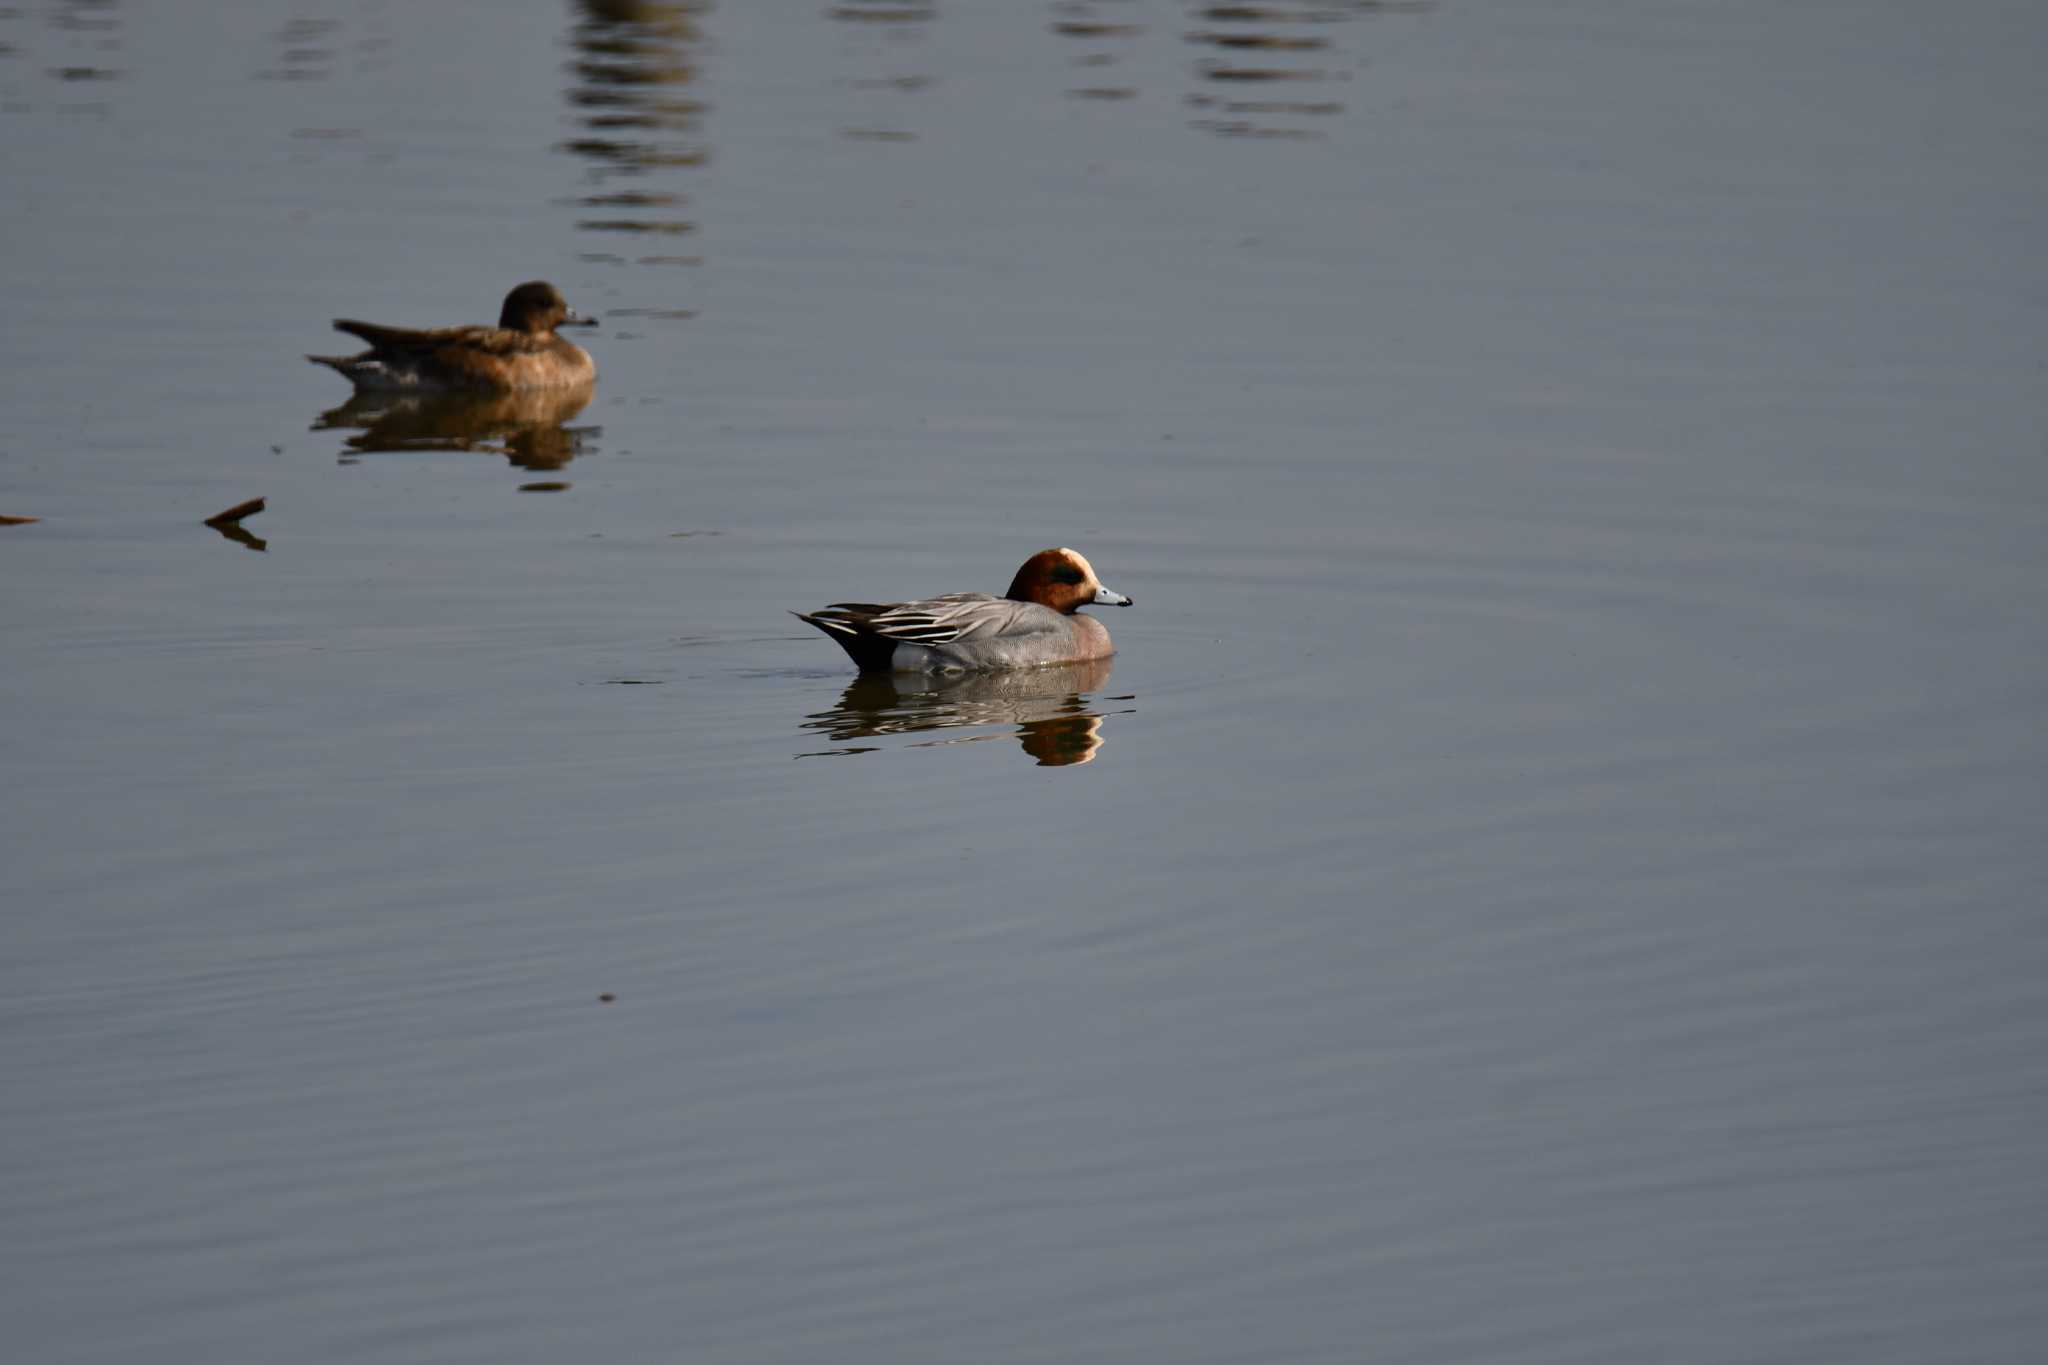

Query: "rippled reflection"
(561, 1), (708, 293)
(260, 16), (335, 82)
(1183, 0), (1359, 140)
(313, 385), (599, 474)
(830, 5), (936, 23)
(1041, 0), (1430, 140)
(830, 1), (936, 143)
(1049, 0), (1142, 102)
(7, 0), (126, 101)
(799, 660), (1127, 766)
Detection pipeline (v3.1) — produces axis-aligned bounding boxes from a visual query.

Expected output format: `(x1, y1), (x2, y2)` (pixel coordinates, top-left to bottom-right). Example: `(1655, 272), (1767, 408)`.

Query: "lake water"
(4, 2), (2045, 1362)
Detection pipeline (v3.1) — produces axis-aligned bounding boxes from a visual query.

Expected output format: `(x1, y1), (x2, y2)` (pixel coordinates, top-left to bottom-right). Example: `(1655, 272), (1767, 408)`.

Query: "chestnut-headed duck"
(796, 547), (1133, 673)
(308, 281), (597, 392)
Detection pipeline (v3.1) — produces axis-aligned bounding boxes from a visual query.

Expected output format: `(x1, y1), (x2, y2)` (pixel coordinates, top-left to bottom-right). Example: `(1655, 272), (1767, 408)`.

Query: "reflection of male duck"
(308, 281), (598, 392)
(801, 659), (1119, 766)
(312, 385), (598, 470)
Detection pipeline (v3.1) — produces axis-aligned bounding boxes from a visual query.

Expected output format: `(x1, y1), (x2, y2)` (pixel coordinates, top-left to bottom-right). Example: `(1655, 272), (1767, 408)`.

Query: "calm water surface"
(4, 2), (2045, 1362)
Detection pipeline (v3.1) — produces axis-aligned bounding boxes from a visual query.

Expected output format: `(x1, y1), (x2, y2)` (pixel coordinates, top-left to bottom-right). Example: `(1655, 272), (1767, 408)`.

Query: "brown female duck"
(308, 281), (597, 392)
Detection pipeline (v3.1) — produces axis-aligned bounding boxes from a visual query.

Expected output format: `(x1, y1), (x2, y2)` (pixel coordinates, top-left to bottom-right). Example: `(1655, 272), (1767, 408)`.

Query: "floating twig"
(204, 496), (266, 527)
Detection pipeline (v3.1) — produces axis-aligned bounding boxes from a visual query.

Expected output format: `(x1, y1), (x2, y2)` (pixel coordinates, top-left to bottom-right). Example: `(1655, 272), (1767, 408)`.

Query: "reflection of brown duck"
(579, 0), (699, 31)
(801, 658), (1118, 766)
(312, 384), (598, 470)
(564, 1), (707, 187)
(307, 282), (598, 392)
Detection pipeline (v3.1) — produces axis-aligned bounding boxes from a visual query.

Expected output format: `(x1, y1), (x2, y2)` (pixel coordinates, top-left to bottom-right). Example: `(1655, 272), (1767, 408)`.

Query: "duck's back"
(798, 593), (1110, 672)
(315, 321), (591, 391)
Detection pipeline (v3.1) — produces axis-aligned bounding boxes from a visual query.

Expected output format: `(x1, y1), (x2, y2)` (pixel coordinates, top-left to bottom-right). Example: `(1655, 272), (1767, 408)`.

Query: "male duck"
(796, 548), (1133, 673)
(308, 281), (597, 392)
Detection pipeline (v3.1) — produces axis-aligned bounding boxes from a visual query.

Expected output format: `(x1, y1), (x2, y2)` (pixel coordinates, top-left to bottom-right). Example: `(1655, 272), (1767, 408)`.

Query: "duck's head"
(499, 281), (596, 334)
(1005, 547), (1132, 614)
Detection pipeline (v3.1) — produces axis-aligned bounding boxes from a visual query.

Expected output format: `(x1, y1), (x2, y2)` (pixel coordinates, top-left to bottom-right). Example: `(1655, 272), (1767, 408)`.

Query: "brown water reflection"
(1185, 0), (1354, 140)
(204, 519), (268, 553)
(313, 385), (599, 474)
(562, 1), (708, 290)
(799, 659), (1127, 766)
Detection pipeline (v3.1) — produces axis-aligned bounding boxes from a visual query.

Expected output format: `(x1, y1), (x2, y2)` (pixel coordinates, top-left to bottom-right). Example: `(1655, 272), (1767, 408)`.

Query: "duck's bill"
(561, 310), (600, 327)
(1092, 586), (1133, 607)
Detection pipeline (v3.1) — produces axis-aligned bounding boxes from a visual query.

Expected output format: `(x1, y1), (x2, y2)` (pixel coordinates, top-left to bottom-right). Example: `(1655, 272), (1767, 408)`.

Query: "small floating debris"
(0, 514), (40, 526)
(204, 496), (266, 527)
(203, 498), (268, 552)
(598, 993), (617, 1003)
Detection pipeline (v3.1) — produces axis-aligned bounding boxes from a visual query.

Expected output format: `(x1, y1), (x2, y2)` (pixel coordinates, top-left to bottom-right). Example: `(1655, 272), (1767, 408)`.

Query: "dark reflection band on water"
(829, 5), (937, 25)
(313, 385), (600, 475)
(1051, 0), (1143, 103)
(799, 659), (1130, 766)
(204, 519), (267, 553)
(1039, 0), (1431, 139)
(561, 2), (709, 294)
(831, 0), (937, 144)
(1182, 0), (1380, 140)
(0, 0), (126, 106)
